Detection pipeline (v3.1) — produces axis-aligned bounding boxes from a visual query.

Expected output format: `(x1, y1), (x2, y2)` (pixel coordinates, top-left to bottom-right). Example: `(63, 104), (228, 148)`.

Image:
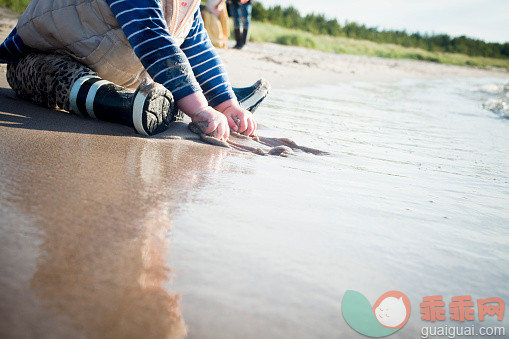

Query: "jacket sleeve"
(107, 0), (202, 101)
(180, 10), (235, 107)
(0, 28), (26, 63)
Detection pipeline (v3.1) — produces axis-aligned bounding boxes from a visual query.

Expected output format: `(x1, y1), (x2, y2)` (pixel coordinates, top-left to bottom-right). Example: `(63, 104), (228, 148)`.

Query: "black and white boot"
(69, 76), (179, 136)
(233, 78), (271, 113)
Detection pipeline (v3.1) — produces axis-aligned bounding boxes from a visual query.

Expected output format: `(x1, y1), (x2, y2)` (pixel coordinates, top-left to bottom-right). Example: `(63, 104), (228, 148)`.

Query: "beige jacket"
(16, 0), (201, 88)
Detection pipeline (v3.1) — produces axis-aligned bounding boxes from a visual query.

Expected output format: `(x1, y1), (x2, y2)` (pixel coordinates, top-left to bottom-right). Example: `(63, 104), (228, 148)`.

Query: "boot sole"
(132, 83), (177, 136)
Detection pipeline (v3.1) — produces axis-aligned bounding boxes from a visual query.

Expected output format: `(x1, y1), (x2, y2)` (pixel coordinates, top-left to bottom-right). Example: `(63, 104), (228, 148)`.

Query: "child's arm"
(180, 9), (257, 136)
(106, 0), (230, 140)
(0, 28), (25, 63)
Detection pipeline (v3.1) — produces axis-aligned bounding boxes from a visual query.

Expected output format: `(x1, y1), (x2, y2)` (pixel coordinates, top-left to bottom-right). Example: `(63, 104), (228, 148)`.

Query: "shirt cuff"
(208, 88), (236, 108)
(171, 82), (203, 102)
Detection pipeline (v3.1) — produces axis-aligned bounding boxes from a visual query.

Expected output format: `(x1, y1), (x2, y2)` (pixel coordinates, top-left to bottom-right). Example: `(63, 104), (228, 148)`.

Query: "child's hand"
(177, 93), (230, 140)
(189, 107), (230, 141)
(216, 99), (257, 136)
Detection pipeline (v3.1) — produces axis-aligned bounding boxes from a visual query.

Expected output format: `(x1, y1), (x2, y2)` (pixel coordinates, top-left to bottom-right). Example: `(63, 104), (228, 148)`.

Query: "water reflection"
(0, 130), (228, 338)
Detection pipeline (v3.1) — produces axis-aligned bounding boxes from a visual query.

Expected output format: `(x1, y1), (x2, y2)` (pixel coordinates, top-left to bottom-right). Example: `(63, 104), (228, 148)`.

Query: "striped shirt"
(0, 28), (25, 63)
(0, 1), (234, 107)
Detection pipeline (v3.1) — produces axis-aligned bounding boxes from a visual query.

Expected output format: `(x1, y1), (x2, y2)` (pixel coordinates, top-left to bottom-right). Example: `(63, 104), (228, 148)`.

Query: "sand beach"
(1, 7), (508, 339)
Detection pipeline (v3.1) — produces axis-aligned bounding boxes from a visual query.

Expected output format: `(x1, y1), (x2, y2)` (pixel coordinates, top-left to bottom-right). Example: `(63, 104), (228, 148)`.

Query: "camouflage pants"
(6, 53), (96, 111)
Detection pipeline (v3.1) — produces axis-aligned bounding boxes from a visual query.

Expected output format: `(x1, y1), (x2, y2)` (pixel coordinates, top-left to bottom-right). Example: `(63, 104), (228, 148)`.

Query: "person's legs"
(229, 2), (243, 49)
(6, 53), (96, 111)
(7, 53), (177, 135)
(240, 3), (252, 47)
(229, 2), (242, 29)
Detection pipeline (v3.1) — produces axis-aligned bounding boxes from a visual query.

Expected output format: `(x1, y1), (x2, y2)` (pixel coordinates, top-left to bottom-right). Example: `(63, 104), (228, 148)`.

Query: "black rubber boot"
(69, 76), (179, 136)
(241, 27), (250, 48)
(233, 28), (243, 49)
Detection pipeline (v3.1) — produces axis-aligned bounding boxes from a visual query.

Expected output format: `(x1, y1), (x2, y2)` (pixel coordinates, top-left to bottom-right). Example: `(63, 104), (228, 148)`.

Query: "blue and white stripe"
(0, 28), (26, 63)
(0, 0), (234, 107)
(107, 0), (234, 106)
(181, 10), (234, 106)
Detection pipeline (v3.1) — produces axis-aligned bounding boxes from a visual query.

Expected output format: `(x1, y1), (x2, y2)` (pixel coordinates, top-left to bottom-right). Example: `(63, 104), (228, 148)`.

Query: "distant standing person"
(202, 0), (230, 49)
(228, 0), (252, 49)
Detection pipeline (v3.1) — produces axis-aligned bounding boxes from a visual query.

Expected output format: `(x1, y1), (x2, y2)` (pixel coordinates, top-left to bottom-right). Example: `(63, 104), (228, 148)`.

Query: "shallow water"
(1, 77), (508, 338)
(170, 78), (509, 338)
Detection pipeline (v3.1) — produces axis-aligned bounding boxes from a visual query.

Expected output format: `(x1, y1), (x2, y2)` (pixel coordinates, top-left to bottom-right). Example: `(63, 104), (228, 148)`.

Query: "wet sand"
(0, 79), (228, 337)
(1, 8), (508, 339)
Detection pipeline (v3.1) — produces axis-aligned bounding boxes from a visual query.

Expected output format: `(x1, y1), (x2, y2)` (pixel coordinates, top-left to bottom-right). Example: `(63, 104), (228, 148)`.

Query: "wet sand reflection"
(0, 118), (228, 338)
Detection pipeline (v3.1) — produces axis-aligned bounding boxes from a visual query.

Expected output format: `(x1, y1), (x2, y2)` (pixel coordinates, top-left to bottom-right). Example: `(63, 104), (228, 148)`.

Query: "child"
(0, 0), (266, 138)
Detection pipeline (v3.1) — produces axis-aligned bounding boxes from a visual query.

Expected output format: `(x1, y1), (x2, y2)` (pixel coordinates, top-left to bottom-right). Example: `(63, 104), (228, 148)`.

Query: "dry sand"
(218, 42), (508, 88)
(0, 8), (507, 338)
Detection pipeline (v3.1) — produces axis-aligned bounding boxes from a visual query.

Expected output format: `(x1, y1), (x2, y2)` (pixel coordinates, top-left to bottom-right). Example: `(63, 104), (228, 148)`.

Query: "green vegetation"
(275, 34), (316, 49)
(0, 0), (29, 13)
(2, 0), (508, 68)
(252, 3), (509, 61)
(250, 22), (509, 69)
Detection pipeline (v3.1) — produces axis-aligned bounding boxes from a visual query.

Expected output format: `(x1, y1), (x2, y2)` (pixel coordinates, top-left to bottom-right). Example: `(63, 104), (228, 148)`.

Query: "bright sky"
(258, 0), (509, 43)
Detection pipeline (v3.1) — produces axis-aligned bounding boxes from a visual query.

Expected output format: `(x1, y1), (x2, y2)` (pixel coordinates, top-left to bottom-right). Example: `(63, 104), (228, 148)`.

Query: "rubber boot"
(233, 28), (243, 49)
(233, 78), (271, 113)
(69, 76), (178, 136)
(241, 26), (250, 48)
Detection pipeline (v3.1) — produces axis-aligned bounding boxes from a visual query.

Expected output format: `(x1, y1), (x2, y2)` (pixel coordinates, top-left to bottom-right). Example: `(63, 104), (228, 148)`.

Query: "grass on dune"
(249, 22), (509, 70)
(2, 1), (507, 70)
(0, 0), (28, 13)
